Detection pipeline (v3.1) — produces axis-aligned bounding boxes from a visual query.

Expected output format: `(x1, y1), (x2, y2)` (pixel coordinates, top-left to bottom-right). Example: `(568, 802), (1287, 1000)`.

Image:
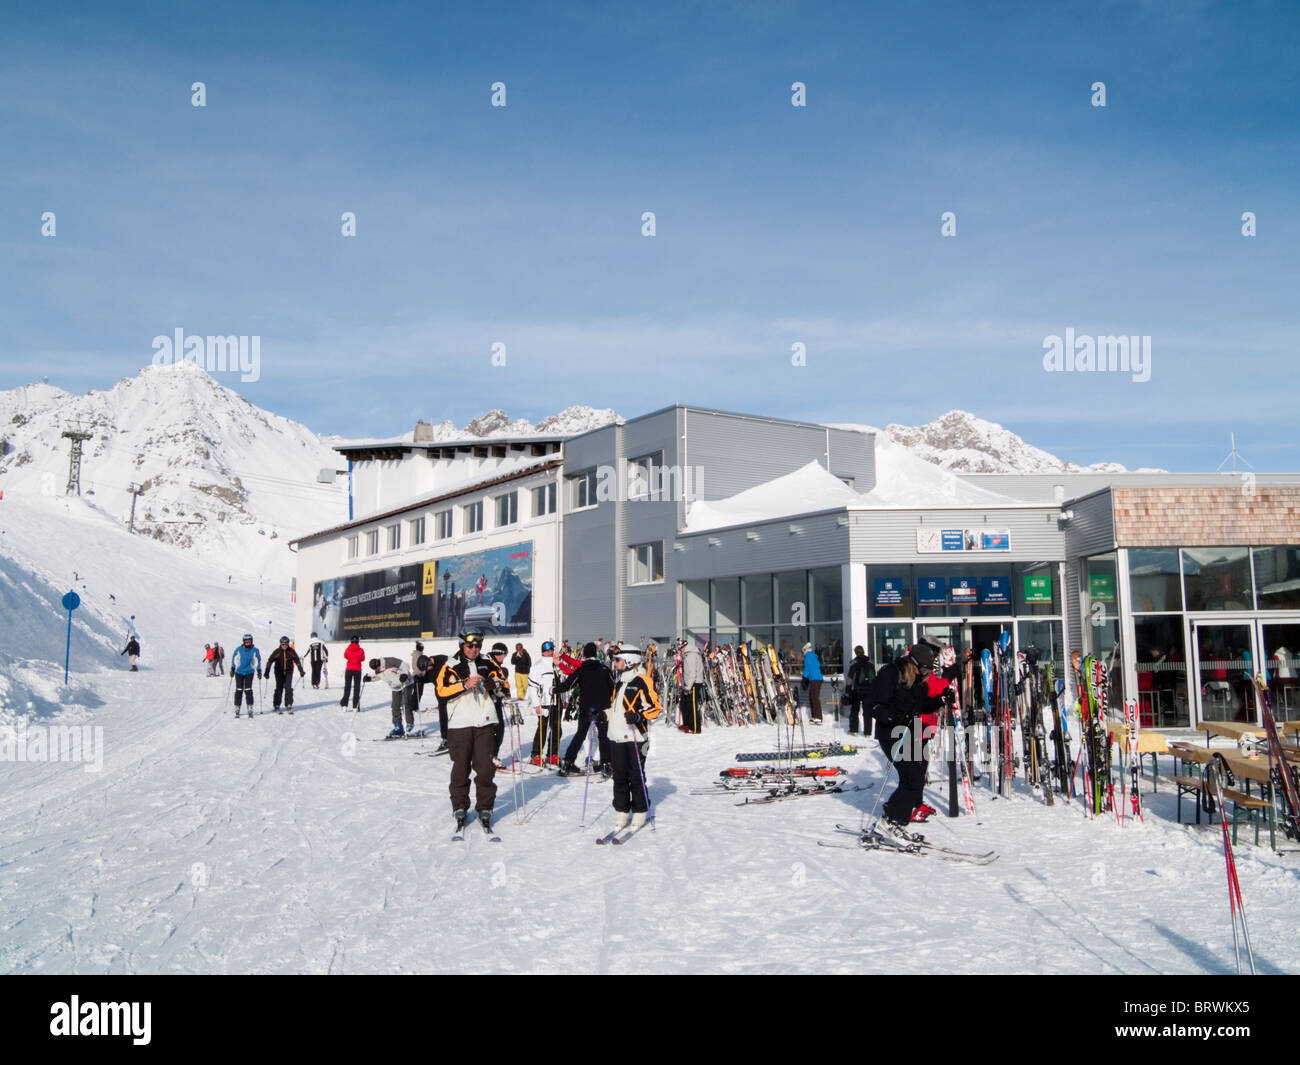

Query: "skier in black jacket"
(263, 637), (306, 713)
(121, 636), (141, 671)
(868, 643), (947, 832)
(846, 646), (875, 735)
(557, 642), (615, 775)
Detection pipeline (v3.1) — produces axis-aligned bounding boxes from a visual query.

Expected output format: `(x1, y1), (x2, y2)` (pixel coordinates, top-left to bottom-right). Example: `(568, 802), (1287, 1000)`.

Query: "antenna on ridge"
(1215, 433), (1253, 473)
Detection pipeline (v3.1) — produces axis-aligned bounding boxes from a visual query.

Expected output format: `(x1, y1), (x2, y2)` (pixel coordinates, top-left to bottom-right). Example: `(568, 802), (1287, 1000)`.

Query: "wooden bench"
(1222, 787), (1272, 846)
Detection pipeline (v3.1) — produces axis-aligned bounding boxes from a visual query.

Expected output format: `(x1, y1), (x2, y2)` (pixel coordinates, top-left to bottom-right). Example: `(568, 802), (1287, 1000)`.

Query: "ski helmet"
(415, 641), (424, 651)
(242, 633), (253, 642)
(279, 636), (290, 645)
(541, 640), (555, 652)
(459, 631), (484, 647)
(369, 658), (381, 670)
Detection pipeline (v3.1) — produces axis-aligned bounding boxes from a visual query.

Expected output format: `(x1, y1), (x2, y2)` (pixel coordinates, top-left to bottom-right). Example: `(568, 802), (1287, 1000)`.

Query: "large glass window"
(869, 623), (912, 669)
(809, 567), (842, 622)
(410, 517), (426, 546)
(1133, 616), (1189, 728)
(1262, 621), (1300, 722)
(742, 575), (773, 625)
(775, 571), (807, 627)
(628, 452), (663, 501)
(366, 529), (379, 555)
(1182, 547), (1252, 611)
(1014, 562), (1060, 616)
(346, 535), (359, 560)
(713, 579), (740, 629)
(1253, 547), (1300, 610)
(1193, 622), (1255, 723)
(434, 509), (453, 540)
(683, 581), (710, 630)
(1128, 548), (1182, 613)
(386, 523), (401, 551)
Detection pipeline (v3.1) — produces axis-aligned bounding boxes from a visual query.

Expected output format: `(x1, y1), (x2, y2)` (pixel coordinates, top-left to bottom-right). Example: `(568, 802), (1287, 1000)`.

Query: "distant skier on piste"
(305, 632), (328, 688)
(231, 634), (262, 718)
(604, 646), (662, 837)
(121, 635), (141, 671)
(264, 636), (305, 714)
(340, 636), (365, 709)
(435, 631), (500, 837)
(868, 642), (948, 836)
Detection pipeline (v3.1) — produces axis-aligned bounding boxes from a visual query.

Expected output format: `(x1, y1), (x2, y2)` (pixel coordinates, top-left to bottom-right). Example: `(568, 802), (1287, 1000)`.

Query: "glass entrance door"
(1256, 618), (1300, 722)
(1189, 619), (1258, 724)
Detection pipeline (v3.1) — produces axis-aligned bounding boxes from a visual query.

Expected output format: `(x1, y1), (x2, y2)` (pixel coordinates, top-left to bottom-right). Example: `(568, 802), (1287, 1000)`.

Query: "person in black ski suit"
(846, 645), (875, 736)
(868, 643), (948, 829)
(557, 642), (615, 775)
(121, 636), (141, 671)
(487, 643), (512, 765)
(263, 637), (306, 712)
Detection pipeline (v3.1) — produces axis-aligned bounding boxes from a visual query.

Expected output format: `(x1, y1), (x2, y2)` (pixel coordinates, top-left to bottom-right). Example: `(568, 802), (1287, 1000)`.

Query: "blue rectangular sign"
(874, 578), (905, 606)
(950, 577), (978, 604)
(980, 576), (1011, 605)
(917, 577), (948, 605)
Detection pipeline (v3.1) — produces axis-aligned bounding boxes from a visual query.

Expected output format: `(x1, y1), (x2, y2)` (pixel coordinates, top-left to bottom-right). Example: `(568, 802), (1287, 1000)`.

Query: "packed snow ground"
(1, 495), (1298, 975)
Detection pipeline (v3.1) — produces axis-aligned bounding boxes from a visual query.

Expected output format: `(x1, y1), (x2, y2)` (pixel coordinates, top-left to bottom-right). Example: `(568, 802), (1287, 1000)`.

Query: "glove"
(399, 673), (409, 683)
(362, 675), (372, 683)
(625, 710), (646, 726)
(594, 709), (608, 726)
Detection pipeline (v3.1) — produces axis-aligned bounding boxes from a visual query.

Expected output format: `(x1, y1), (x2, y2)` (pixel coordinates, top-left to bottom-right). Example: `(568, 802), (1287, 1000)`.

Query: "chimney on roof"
(414, 419), (434, 442)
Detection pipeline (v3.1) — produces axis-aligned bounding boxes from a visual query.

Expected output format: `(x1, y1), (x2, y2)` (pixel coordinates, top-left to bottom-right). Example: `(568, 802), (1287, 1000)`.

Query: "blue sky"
(1, 0), (1297, 470)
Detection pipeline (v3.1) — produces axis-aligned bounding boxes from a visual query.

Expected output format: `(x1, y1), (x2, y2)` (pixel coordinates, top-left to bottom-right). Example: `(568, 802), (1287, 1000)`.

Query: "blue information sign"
(874, 578), (905, 606)
(917, 577), (948, 605)
(980, 576), (1011, 605)
(941, 530), (965, 552)
(950, 577), (978, 604)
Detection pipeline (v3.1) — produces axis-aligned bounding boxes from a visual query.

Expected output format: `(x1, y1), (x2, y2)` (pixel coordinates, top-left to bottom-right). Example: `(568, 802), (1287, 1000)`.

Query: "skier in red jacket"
(340, 637), (366, 709)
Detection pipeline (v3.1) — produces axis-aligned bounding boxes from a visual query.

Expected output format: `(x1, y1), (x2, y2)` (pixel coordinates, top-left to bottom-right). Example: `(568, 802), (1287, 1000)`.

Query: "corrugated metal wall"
(845, 506), (1065, 563)
(682, 409), (831, 500)
(621, 409), (681, 641)
(675, 511), (851, 578)
(827, 427), (876, 492)
(561, 425), (617, 640)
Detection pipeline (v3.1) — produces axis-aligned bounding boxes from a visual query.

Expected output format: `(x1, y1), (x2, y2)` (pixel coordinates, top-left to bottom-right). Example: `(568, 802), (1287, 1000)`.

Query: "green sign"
(1023, 574), (1052, 604)
(1089, 573), (1116, 603)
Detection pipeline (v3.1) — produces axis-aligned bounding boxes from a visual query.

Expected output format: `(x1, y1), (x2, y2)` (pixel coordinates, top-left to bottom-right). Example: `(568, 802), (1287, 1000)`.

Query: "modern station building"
(291, 405), (1300, 730)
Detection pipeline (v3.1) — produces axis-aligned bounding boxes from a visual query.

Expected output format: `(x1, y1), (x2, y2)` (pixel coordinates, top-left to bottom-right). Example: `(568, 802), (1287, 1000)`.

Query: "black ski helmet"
(279, 636), (290, 645)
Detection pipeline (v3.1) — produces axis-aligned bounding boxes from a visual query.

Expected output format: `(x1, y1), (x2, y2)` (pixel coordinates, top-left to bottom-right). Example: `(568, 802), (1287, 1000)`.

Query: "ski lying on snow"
(481, 820), (501, 843)
(735, 743), (860, 762)
(735, 784), (869, 805)
(596, 823), (648, 845)
(817, 823), (999, 865)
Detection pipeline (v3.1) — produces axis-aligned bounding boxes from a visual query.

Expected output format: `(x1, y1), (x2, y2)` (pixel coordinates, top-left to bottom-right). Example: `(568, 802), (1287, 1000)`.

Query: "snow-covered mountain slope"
(878, 410), (1132, 474)
(0, 362), (346, 575)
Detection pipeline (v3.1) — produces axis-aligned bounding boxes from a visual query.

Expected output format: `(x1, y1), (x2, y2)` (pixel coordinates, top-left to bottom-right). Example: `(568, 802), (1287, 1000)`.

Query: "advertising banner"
(313, 541), (534, 641)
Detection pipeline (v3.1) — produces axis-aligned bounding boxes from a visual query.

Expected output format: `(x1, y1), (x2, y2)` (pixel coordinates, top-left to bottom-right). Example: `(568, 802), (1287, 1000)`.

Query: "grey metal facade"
(845, 506), (1065, 563)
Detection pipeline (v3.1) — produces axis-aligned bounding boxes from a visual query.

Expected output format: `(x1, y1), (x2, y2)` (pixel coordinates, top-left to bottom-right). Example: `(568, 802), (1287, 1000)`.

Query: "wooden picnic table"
(1197, 720), (1265, 744)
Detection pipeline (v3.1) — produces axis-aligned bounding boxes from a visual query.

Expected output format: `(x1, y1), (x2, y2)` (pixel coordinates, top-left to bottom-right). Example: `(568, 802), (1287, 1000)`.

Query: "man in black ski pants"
(868, 643), (947, 832)
(557, 642), (615, 775)
(846, 645), (875, 736)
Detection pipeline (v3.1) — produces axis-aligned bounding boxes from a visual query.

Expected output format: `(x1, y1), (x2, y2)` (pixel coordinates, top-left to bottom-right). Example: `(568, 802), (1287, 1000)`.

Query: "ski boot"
(435, 740), (448, 753)
(629, 811), (648, 831)
(558, 760), (580, 777)
(387, 726), (405, 740)
(547, 755), (560, 766)
(881, 819), (925, 844)
(530, 755), (543, 766)
(479, 810), (493, 832)
(454, 809), (468, 834)
(612, 810), (631, 833)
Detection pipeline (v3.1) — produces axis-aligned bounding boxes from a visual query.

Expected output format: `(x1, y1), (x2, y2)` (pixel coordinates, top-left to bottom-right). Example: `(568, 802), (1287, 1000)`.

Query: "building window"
(495, 491), (518, 527)
(464, 501), (484, 534)
(628, 452), (663, 501)
(571, 470), (598, 510)
(435, 509), (453, 540)
(366, 530), (379, 555)
(1183, 547), (1253, 612)
(533, 482), (557, 517)
(387, 523), (401, 551)
(629, 542), (664, 585)
(346, 535), (359, 560)
(410, 517), (426, 546)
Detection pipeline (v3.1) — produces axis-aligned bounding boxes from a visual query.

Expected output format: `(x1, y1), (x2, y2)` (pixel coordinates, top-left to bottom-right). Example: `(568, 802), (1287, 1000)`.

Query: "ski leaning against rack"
(817, 824), (999, 865)
(1250, 673), (1300, 841)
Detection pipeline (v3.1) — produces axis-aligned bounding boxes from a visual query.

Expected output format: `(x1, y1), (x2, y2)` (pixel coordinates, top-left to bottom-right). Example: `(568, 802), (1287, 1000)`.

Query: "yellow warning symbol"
(422, 561), (437, 595)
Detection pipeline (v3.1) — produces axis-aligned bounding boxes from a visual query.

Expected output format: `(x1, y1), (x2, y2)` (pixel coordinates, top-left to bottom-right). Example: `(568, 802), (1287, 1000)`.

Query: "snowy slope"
(0, 362), (346, 576)
(2, 492), (1299, 975)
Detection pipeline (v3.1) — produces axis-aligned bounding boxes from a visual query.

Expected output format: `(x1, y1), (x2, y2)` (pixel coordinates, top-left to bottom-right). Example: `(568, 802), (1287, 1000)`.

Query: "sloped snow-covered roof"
(683, 462), (861, 533)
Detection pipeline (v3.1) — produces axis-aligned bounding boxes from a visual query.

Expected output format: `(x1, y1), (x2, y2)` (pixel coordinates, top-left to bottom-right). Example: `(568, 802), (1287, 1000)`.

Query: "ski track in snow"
(2, 495), (1300, 974)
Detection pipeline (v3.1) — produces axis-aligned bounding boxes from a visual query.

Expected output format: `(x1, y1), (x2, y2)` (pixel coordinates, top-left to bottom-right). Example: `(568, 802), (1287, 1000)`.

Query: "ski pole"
(631, 730), (654, 831)
(861, 730), (907, 836)
(579, 712), (599, 828)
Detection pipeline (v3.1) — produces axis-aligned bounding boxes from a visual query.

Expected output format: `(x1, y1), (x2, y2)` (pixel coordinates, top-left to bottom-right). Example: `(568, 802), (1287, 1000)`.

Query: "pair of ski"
(735, 743), (859, 763)
(735, 783), (869, 806)
(818, 823), (999, 865)
(595, 823), (648, 846)
(451, 819), (501, 843)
